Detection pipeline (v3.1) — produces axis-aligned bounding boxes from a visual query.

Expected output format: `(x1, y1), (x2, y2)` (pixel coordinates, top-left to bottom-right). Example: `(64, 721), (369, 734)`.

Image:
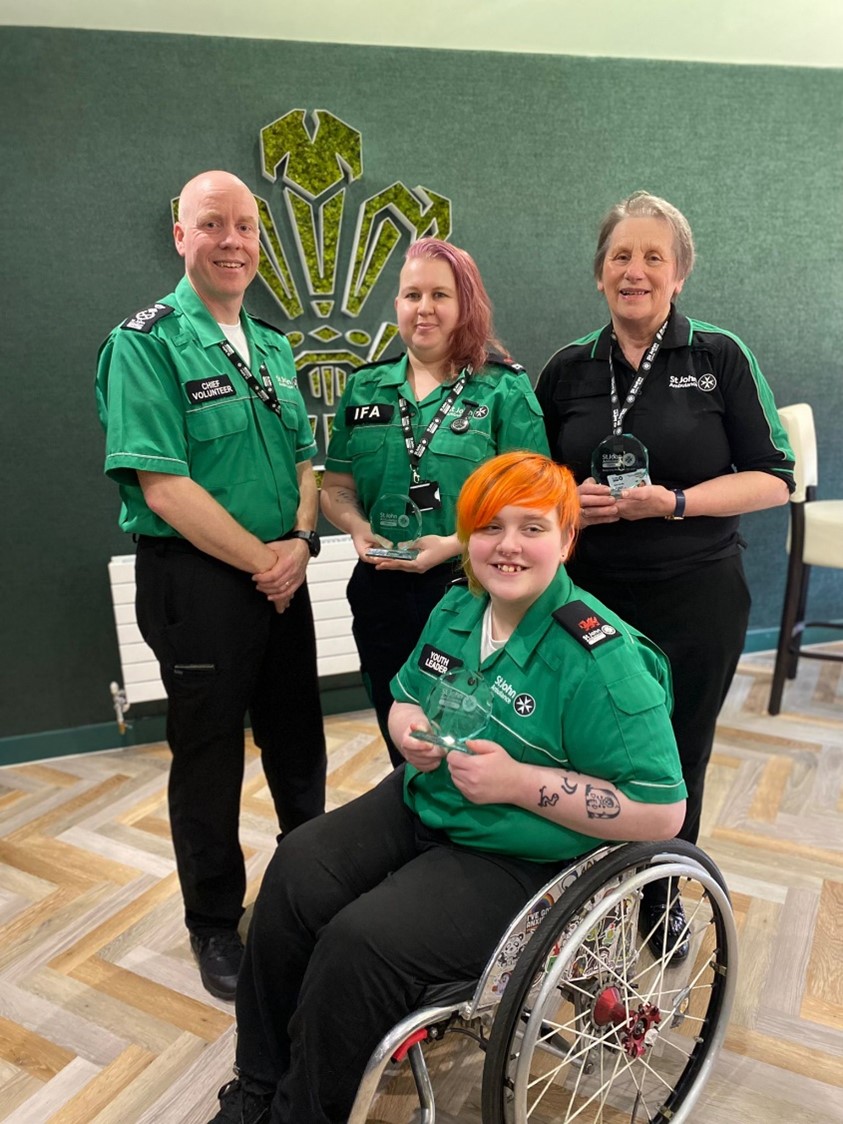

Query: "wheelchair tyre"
(481, 840), (737, 1124)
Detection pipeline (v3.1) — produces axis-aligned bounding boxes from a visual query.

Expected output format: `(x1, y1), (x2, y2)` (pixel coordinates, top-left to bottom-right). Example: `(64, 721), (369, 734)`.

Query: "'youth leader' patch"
(419, 644), (464, 677)
(553, 601), (621, 651)
(185, 375), (237, 404)
(346, 403), (394, 425)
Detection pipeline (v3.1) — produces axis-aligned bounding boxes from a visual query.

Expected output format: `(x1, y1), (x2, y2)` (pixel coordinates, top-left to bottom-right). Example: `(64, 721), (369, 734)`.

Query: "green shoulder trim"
(687, 318), (794, 476)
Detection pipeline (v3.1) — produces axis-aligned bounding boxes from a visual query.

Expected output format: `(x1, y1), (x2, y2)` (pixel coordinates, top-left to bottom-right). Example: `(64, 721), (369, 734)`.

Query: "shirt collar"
(442, 567), (576, 670)
(591, 305), (690, 361)
(174, 276), (262, 354)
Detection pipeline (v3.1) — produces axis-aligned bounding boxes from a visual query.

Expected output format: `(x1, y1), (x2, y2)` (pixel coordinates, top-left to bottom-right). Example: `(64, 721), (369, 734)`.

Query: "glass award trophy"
(412, 667), (493, 754)
(366, 493), (423, 560)
(591, 433), (651, 497)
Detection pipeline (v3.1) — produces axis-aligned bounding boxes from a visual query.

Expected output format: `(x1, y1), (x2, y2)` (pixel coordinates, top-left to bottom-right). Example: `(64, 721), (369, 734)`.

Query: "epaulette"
(249, 315), (287, 338)
(448, 575), (469, 588)
(485, 350), (526, 374)
(352, 352), (406, 374)
(121, 303), (175, 333)
(552, 600), (622, 653)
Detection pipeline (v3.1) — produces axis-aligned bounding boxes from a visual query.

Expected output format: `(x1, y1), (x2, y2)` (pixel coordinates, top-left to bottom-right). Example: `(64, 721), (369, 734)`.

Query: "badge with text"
(366, 492), (423, 560)
(591, 433), (650, 497)
(412, 666), (493, 754)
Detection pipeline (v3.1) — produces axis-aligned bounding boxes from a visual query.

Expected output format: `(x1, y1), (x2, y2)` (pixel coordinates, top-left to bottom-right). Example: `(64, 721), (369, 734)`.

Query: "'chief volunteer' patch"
(553, 601), (622, 651)
(185, 375), (237, 404)
(121, 303), (175, 332)
(346, 403), (395, 425)
(419, 644), (464, 677)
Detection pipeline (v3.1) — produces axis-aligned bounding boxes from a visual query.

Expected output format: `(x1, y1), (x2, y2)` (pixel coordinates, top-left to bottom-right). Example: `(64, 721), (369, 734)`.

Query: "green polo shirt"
(95, 277), (317, 541)
(391, 569), (685, 862)
(325, 354), (549, 538)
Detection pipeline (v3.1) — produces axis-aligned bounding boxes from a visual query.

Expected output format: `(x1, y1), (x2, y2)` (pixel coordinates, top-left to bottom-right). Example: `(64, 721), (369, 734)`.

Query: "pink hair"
(405, 238), (508, 375)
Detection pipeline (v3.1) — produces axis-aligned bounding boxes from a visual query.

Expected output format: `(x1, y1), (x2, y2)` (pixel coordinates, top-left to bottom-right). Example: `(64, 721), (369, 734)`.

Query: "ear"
(173, 223), (187, 259)
(394, 294), (399, 312)
(673, 276), (685, 299)
(560, 525), (575, 563)
(596, 278), (605, 293)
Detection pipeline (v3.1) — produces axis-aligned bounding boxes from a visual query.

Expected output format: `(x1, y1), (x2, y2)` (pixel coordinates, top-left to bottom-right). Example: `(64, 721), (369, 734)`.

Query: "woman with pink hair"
(322, 238), (548, 765)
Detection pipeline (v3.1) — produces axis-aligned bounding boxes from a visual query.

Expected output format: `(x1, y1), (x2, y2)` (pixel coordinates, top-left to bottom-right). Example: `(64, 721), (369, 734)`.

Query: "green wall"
(2, 27), (841, 757)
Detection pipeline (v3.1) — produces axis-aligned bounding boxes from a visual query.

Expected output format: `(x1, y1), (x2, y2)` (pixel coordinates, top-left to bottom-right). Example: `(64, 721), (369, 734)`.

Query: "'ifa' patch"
(185, 375), (236, 404)
(121, 303), (175, 332)
(419, 644), (464, 677)
(553, 601), (621, 651)
(346, 403), (394, 425)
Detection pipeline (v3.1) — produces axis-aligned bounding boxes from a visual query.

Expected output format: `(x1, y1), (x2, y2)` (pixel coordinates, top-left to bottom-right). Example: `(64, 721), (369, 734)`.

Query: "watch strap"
(665, 488), (686, 521)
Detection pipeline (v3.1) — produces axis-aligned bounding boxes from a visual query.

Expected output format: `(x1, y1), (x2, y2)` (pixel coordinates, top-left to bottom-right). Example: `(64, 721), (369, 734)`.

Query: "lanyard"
(397, 373), (468, 482)
(607, 315), (669, 435)
(218, 341), (283, 418)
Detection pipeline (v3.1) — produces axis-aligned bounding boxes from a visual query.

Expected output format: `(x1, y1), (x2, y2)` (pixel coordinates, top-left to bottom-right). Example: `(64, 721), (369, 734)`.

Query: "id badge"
(409, 479), (442, 512)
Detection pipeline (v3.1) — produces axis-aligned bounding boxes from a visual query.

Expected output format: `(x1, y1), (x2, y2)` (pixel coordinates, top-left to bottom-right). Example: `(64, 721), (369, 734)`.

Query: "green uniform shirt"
(95, 277), (318, 540)
(391, 569), (686, 862)
(325, 354), (549, 538)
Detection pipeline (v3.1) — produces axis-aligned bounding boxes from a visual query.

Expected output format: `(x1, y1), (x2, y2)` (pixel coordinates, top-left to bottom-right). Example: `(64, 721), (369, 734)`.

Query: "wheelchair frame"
(348, 839), (737, 1124)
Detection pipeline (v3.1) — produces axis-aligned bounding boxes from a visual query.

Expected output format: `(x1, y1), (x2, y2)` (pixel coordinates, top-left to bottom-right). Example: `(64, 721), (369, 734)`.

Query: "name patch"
(419, 644), (464, 677)
(185, 375), (237, 403)
(121, 303), (175, 332)
(346, 403), (394, 425)
(553, 601), (621, 651)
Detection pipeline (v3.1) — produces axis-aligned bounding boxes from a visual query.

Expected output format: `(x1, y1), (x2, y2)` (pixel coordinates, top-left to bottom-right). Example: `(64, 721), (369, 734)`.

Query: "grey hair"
(593, 190), (696, 283)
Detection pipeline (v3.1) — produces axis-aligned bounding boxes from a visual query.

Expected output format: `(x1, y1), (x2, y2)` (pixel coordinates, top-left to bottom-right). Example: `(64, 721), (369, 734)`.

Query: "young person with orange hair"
(211, 452), (685, 1124)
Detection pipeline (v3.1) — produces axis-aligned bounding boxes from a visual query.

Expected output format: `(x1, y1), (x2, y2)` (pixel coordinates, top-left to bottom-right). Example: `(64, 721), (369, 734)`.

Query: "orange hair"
(456, 452), (580, 594)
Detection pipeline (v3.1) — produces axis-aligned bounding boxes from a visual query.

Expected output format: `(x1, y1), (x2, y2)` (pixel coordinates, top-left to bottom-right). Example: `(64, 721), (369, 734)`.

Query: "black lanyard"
(218, 341), (283, 419)
(607, 315), (669, 435)
(397, 373), (468, 483)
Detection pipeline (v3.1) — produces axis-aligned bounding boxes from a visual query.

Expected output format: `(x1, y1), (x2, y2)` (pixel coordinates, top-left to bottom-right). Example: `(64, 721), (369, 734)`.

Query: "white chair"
(768, 403), (843, 715)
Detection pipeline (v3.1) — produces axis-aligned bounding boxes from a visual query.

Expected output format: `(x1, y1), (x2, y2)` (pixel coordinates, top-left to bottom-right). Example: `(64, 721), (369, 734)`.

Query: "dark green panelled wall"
(2, 27), (841, 756)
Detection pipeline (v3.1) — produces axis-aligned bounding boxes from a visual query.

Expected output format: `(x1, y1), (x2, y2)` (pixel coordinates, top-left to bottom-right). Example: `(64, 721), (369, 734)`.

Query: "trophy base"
(366, 547), (419, 560)
(410, 729), (472, 754)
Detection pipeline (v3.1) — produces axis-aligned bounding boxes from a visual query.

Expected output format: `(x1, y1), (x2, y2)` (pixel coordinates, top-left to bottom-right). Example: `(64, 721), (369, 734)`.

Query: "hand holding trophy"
(366, 493), (423, 560)
(412, 666), (493, 754)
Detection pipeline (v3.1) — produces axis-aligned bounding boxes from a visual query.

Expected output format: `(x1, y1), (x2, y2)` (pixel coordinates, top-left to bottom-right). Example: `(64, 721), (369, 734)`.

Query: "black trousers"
(234, 768), (557, 1124)
(346, 561), (456, 767)
(135, 537), (327, 933)
(567, 552), (750, 844)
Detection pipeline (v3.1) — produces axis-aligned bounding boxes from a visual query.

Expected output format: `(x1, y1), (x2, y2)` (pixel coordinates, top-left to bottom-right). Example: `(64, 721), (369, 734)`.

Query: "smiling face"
(468, 505), (574, 618)
(174, 171), (260, 322)
(598, 216), (684, 338)
(394, 256), (460, 368)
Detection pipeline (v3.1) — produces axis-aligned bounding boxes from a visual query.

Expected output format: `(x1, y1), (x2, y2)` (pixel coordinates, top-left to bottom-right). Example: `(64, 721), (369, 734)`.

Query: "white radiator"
(108, 534), (359, 707)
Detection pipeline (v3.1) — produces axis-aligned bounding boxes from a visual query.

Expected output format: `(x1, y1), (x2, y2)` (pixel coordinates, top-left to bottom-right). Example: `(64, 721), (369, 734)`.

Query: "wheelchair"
(348, 838), (737, 1124)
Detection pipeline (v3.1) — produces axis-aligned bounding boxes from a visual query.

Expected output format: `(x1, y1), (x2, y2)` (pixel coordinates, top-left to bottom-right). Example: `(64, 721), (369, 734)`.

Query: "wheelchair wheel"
(481, 840), (737, 1124)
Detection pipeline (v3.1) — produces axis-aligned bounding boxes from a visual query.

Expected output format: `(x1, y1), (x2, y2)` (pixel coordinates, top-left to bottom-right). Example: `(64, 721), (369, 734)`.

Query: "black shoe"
(190, 930), (244, 1000)
(639, 894), (690, 963)
(208, 1077), (273, 1123)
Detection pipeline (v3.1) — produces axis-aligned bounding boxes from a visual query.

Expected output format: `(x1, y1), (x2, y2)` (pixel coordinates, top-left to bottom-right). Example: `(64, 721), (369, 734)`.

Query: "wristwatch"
(282, 529), (321, 557)
(664, 488), (686, 521)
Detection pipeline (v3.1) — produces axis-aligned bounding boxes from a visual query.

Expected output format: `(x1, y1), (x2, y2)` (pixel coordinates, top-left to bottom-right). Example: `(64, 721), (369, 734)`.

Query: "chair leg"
(785, 562), (811, 680)
(769, 553), (804, 715)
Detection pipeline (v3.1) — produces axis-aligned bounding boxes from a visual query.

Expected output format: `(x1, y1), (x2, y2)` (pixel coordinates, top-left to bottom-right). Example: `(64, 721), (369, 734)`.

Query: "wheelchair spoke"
(482, 845), (737, 1124)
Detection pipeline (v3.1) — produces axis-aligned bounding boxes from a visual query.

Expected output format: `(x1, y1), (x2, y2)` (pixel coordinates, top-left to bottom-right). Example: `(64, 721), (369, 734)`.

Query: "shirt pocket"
(185, 399), (255, 484)
(606, 673), (667, 716)
(347, 422), (391, 463)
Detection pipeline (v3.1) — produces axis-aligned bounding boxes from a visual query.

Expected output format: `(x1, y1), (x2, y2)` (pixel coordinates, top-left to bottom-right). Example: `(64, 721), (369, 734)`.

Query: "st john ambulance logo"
(698, 373), (717, 392)
(514, 693), (536, 717)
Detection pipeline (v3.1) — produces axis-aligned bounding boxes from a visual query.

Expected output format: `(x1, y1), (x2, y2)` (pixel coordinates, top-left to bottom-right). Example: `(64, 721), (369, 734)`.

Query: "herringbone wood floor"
(0, 649), (841, 1122)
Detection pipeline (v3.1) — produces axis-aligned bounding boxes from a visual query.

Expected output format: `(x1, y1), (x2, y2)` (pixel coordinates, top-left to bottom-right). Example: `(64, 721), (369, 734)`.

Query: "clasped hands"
(252, 538), (310, 612)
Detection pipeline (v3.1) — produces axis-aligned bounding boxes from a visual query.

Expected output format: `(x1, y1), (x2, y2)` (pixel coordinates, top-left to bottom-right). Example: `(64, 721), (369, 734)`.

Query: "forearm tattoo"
(335, 487), (361, 510)
(585, 784), (621, 820)
(536, 774), (577, 808)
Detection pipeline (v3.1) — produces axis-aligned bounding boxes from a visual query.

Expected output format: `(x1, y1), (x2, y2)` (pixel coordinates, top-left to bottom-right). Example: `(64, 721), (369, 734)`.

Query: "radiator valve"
(109, 682), (131, 734)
